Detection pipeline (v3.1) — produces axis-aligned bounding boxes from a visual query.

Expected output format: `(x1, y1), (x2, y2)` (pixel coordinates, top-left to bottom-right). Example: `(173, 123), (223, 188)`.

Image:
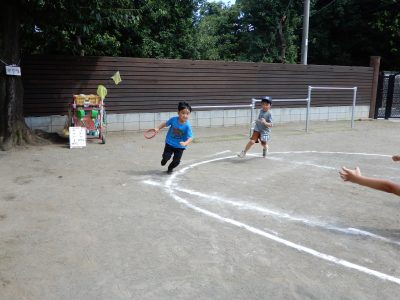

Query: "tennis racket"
(143, 128), (158, 139)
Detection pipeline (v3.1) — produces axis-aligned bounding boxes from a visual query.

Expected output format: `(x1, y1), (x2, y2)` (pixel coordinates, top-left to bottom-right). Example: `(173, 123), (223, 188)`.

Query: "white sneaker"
(238, 150), (246, 158)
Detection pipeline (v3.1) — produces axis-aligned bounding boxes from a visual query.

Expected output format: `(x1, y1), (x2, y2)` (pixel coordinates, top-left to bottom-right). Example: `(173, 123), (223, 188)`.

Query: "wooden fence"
(22, 56), (375, 116)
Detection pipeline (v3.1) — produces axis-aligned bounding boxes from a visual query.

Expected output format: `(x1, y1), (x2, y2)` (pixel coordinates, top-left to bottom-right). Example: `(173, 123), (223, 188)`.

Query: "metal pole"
(306, 86), (311, 132)
(351, 87), (357, 128)
(250, 98), (256, 136)
(301, 0), (310, 65)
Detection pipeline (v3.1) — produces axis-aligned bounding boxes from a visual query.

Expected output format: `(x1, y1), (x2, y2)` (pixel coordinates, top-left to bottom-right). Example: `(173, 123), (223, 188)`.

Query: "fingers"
(355, 166), (361, 174)
(339, 166), (349, 181)
(341, 166), (351, 173)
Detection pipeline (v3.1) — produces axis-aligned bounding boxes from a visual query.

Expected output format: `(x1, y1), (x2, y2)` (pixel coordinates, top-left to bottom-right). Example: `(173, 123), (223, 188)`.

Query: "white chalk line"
(182, 150), (232, 165)
(166, 190), (400, 285)
(268, 150), (392, 157)
(146, 149), (400, 245)
(146, 150), (400, 285)
(249, 151), (397, 175)
(258, 155), (338, 170)
(143, 178), (400, 247)
(172, 186), (400, 247)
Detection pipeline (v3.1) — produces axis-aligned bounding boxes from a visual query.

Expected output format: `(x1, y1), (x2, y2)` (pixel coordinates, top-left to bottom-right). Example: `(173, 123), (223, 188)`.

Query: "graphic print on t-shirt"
(172, 127), (184, 139)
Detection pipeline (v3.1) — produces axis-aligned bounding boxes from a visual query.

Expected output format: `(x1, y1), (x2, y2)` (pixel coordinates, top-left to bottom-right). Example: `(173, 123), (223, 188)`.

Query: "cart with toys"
(65, 94), (107, 144)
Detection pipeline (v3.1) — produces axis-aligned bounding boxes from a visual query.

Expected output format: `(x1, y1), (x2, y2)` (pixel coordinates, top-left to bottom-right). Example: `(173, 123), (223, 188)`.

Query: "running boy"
(238, 96), (273, 158)
(154, 102), (193, 174)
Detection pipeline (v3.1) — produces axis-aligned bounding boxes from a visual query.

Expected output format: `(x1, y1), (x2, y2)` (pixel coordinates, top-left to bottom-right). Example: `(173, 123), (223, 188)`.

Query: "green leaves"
(309, 0), (400, 69)
(16, 0), (400, 69)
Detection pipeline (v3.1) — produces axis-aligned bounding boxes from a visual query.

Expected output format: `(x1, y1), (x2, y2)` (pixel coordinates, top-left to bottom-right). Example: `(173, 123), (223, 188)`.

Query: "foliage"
(308, 0), (400, 69)
(20, 0), (201, 59)
(369, 0), (400, 70)
(135, 0), (200, 59)
(13, 0), (400, 68)
(234, 0), (303, 63)
(195, 2), (241, 60)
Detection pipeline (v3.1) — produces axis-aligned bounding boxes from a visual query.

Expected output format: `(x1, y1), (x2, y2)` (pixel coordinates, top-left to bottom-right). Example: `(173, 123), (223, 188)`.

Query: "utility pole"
(301, 0), (310, 65)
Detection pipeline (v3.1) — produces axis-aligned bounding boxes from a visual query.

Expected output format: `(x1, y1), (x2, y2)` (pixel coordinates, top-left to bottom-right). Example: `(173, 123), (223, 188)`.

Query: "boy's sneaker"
(238, 150), (246, 158)
(161, 158), (168, 166)
(167, 168), (173, 174)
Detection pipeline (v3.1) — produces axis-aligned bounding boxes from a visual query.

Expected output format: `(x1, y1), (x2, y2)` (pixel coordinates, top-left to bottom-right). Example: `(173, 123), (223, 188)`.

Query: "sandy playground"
(1, 120), (400, 299)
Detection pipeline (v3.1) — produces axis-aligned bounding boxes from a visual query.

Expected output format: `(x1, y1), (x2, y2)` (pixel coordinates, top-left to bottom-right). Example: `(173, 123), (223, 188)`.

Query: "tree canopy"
(21, 0), (202, 58)
(14, 0), (400, 69)
(308, 0), (400, 70)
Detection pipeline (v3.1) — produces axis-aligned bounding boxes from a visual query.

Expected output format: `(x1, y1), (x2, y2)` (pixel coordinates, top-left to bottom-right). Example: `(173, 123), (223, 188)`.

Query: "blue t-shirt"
(165, 116), (193, 149)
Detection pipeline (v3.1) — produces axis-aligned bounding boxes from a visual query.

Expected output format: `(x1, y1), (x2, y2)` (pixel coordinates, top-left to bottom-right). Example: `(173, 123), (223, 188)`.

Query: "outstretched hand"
(392, 155), (400, 162)
(339, 166), (361, 182)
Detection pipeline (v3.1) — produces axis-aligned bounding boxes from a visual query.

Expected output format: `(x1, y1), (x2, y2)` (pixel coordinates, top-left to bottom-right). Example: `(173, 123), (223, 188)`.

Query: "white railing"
(191, 85), (358, 134)
(308, 86), (358, 130)
(251, 97), (310, 134)
(191, 105), (252, 109)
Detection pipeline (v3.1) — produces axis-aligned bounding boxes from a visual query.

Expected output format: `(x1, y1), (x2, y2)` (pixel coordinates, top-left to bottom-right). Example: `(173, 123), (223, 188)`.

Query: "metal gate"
(375, 72), (400, 118)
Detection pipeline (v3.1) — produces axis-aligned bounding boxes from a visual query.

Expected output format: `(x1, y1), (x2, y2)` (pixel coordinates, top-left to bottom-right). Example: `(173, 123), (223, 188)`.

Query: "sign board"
(5, 65), (21, 76)
(69, 127), (86, 148)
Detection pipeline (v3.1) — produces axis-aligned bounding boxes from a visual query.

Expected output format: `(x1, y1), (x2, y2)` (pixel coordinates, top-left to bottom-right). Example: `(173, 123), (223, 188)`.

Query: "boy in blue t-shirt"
(155, 102), (193, 173)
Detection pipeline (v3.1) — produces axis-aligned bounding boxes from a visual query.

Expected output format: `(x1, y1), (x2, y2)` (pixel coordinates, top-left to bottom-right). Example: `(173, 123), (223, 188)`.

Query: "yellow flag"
(97, 85), (108, 100)
(111, 71), (122, 85)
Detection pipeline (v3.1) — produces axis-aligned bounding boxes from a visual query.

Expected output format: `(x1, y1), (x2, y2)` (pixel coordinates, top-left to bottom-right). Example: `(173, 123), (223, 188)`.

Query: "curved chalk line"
(144, 150), (400, 285)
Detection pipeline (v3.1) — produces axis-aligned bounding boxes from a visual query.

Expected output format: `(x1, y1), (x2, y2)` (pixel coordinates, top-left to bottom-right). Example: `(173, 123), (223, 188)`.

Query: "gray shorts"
(260, 132), (270, 142)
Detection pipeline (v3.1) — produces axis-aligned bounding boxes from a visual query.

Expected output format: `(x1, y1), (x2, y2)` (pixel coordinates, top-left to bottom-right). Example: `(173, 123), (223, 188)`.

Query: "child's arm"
(339, 166), (400, 196)
(154, 121), (166, 133)
(260, 118), (273, 127)
(180, 137), (193, 147)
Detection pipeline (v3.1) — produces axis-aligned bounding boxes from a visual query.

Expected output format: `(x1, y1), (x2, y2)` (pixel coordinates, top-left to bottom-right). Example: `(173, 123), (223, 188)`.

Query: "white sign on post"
(5, 65), (21, 76)
(69, 127), (86, 148)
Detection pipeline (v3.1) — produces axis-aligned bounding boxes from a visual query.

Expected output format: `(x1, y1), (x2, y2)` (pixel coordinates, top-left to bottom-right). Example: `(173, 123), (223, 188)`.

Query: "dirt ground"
(1, 120), (400, 300)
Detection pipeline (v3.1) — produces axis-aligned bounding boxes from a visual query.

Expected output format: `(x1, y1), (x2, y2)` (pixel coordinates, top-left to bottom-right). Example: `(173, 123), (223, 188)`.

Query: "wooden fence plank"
(22, 56), (373, 116)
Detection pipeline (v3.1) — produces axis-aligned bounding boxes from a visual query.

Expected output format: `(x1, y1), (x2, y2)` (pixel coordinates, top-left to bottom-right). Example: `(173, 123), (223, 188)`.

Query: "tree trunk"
(277, 15), (287, 63)
(1, 0), (37, 150)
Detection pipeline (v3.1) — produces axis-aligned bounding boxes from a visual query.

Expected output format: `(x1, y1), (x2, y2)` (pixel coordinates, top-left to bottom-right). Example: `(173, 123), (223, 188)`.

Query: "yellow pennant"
(97, 85), (108, 100)
(111, 71), (122, 85)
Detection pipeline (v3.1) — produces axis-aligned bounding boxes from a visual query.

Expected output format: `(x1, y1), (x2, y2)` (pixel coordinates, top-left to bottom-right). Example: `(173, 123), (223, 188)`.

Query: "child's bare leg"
(238, 140), (255, 157)
(244, 140), (255, 153)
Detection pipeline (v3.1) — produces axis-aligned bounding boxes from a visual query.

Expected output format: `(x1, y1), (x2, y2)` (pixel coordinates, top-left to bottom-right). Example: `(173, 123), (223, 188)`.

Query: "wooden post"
(369, 56), (381, 118)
